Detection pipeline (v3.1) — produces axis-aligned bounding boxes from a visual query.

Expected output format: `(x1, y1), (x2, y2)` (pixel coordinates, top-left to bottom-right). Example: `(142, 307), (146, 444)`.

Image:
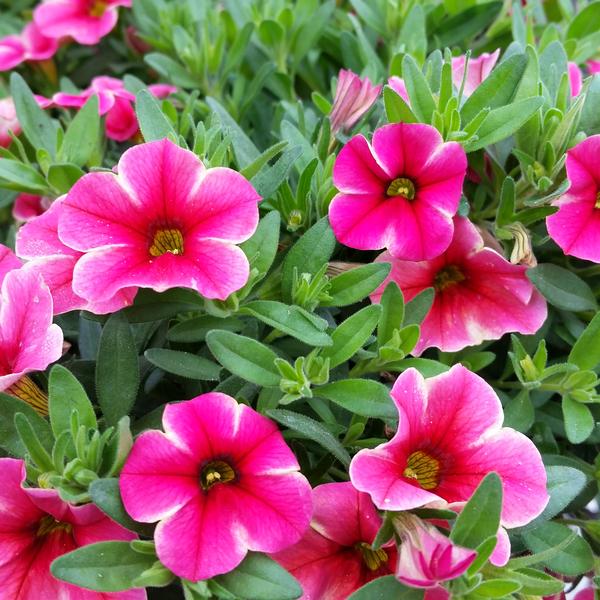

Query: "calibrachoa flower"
(53, 77), (176, 142)
(0, 96), (52, 147)
(329, 123), (467, 260)
(587, 60), (600, 74)
(569, 62), (583, 97)
(0, 244), (21, 282)
(349, 365), (549, 528)
(330, 69), (381, 134)
(0, 458), (144, 600)
(371, 216), (547, 354)
(0, 22), (59, 72)
(58, 139), (260, 302)
(394, 513), (476, 588)
(451, 50), (500, 97)
(16, 196), (137, 314)
(33, 0), (132, 46)
(388, 76), (409, 104)
(546, 134), (600, 263)
(0, 267), (63, 414)
(120, 392), (312, 581)
(272, 482), (396, 600)
(12, 193), (52, 222)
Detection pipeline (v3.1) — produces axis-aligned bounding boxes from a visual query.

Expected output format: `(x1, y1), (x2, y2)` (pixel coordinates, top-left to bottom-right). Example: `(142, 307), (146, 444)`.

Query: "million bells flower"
(120, 392), (313, 581)
(58, 138), (261, 303)
(329, 122), (467, 260)
(349, 365), (549, 529)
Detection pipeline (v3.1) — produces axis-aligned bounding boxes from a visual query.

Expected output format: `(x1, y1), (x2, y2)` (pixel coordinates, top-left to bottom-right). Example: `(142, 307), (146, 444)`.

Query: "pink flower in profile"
(547, 135), (600, 263)
(371, 216), (547, 354)
(452, 50), (500, 97)
(0, 96), (52, 147)
(0, 244), (22, 283)
(33, 0), (132, 46)
(58, 139), (260, 302)
(272, 482), (396, 600)
(330, 69), (381, 134)
(0, 457), (145, 600)
(0, 22), (59, 71)
(569, 62), (583, 97)
(12, 193), (52, 222)
(587, 60), (600, 74)
(388, 76), (409, 103)
(329, 123), (467, 260)
(16, 196), (137, 315)
(394, 513), (476, 588)
(349, 365), (549, 529)
(54, 76), (176, 141)
(120, 393), (312, 581)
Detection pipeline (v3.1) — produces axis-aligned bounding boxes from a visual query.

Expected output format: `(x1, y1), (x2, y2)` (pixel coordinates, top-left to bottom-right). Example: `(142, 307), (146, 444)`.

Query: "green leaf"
(0, 159), (49, 193)
(320, 305), (381, 368)
(527, 264), (598, 311)
(51, 541), (156, 592)
(316, 379), (395, 420)
(267, 409), (351, 466)
(562, 395), (594, 444)
(59, 95), (100, 166)
(403, 288), (434, 325)
(281, 217), (336, 302)
(144, 348), (222, 380)
(402, 54), (436, 124)
(431, 3), (502, 49)
(49, 365), (96, 437)
(96, 313), (140, 426)
(14, 412), (54, 471)
(47, 163), (85, 194)
(506, 568), (564, 596)
(568, 311), (600, 369)
(377, 282), (405, 346)
(135, 89), (177, 142)
(475, 579), (522, 597)
(213, 552), (302, 600)
(251, 145), (302, 199)
(167, 316), (244, 343)
(348, 575), (424, 599)
(240, 211), (280, 279)
(323, 263), (391, 307)
(10, 72), (57, 157)
(383, 86), (418, 124)
(566, 1), (600, 39)
(144, 53), (198, 88)
(522, 522), (594, 576)
(206, 331), (280, 387)
(451, 473), (502, 549)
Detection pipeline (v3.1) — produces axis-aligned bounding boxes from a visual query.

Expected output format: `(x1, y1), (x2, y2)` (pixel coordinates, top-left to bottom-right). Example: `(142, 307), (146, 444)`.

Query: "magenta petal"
(0, 245), (21, 286)
(0, 36), (26, 71)
(332, 135), (388, 194)
(0, 459), (42, 531)
(489, 527), (511, 567)
(104, 97), (139, 142)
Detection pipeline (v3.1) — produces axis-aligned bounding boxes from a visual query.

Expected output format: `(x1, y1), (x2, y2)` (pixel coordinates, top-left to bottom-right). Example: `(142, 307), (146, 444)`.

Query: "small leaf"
(377, 282), (405, 346)
(348, 576), (424, 599)
(144, 348), (222, 380)
(527, 264), (597, 311)
(568, 311), (600, 369)
(135, 89), (176, 142)
(562, 395), (594, 444)
(316, 379), (395, 420)
(240, 211), (281, 279)
(403, 288), (434, 325)
(59, 95), (100, 166)
(323, 263), (391, 308)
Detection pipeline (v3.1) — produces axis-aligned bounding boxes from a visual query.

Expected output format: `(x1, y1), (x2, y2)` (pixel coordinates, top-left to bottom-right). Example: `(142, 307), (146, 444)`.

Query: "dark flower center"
(200, 460), (237, 491)
(403, 450), (440, 490)
(386, 177), (416, 200)
(355, 542), (388, 571)
(149, 228), (184, 257)
(433, 264), (465, 292)
(37, 515), (72, 537)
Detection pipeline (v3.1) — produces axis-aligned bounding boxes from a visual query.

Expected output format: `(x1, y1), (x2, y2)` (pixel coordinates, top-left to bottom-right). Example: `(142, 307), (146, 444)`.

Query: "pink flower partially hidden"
(58, 139), (260, 302)
(329, 123), (467, 260)
(13, 193), (52, 222)
(16, 196), (136, 314)
(349, 365), (549, 529)
(451, 50), (500, 97)
(273, 482), (396, 600)
(569, 62), (583, 97)
(120, 393), (312, 581)
(547, 134), (600, 263)
(0, 458), (144, 600)
(33, 0), (132, 46)
(394, 514), (476, 588)
(0, 96), (52, 147)
(53, 77), (176, 141)
(371, 216), (547, 354)
(0, 22), (59, 71)
(330, 69), (381, 134)
(587, 60), (600, 75)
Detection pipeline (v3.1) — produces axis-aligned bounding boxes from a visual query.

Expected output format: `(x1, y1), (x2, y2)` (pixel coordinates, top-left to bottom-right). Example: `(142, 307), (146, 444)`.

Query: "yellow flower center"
(37, 515), (73, 537)
(7, 376), (48, 416)
(355, 542), (388, 571)
(433, 264), (465, 292)
(386, 177), (416, 200)
(90, 0), (109, 17)
(200, 460), (236, 491)
(149, 228), (184, 257)
(403, 450), (440, 490)
(595, 191), (600, 209)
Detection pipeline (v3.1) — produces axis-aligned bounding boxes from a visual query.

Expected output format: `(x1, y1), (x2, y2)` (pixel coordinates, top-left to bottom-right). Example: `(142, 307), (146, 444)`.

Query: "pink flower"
(272, 482), (396, 600)
(569, 62), (583, 97)
(330, 69), (381, 134)
(387, 76), (409, 103)
(0, 22), (59, 71)
(349, 365), (549, 529)
(587, 60), (600, 74)
(12, 193), (52, 222)
(0, 457), (144, 600)
(33, 0), (132, 46)
(0, 96), (53, 147)
(16, 196), (136, 315)
(0, 244), (22, 284)
(120, 392), (312, 581)
(451, 50), (500, 97)
(329, 123), (467, 260)
(547, 134), (600, 263)
(371, 216), (547, 354)
(53, 77), (175, 141)
(394, 513), (476, 588)
(58, 139), (260, 302)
